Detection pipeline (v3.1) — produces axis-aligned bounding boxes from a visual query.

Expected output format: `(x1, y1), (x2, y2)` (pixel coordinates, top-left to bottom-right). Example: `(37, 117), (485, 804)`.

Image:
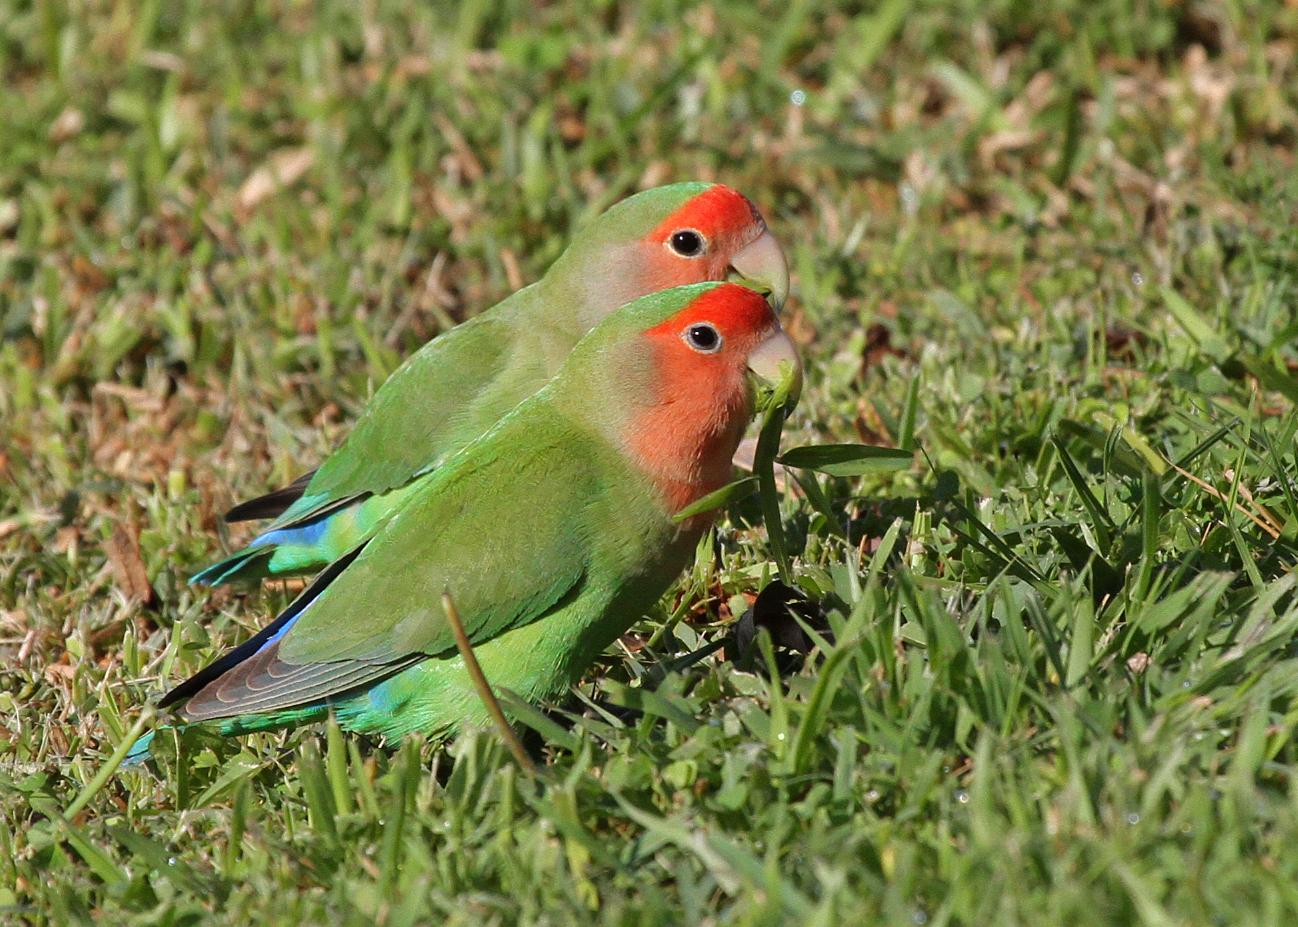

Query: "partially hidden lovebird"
(140, 282), (801, 753)
(192, 183), (789, 587)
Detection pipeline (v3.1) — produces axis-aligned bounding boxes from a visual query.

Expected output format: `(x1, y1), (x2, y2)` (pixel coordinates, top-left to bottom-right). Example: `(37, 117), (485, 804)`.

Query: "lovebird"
(147, 282), (800, 748)
(193, 183), (789, 586)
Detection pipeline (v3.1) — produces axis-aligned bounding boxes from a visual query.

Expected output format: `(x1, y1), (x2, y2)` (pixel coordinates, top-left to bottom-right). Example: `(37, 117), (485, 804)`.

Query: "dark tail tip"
(189, 547), (275, 587)
(224, 470), (317, 523)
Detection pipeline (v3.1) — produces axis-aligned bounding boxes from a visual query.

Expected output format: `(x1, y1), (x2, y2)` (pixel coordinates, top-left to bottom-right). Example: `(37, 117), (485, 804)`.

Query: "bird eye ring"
(683, 323), (722, 353)
(667, 229), (707, 257)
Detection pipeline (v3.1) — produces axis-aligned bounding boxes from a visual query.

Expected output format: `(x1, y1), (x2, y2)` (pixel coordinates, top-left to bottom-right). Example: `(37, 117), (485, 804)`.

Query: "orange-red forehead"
(650, 185), (764, 241)
(646, 284), (776, 340)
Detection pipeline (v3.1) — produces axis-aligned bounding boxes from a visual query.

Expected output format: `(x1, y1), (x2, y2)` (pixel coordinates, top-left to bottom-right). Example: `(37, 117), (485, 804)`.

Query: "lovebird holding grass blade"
(137, 282), (800, 757)
(194, 183), (789, 586)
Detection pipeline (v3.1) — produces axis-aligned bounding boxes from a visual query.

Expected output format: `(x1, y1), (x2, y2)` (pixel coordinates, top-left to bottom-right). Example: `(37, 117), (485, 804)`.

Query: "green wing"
(284, 417), (598, 663)
(264, 309), (517, 529)
(178, 406), (607, 720)
(265, 281), (587, 531)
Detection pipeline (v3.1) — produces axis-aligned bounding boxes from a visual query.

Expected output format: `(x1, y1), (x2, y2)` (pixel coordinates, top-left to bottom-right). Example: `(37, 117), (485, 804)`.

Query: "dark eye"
(668, 229), (706, 257)
(683, 323), (722, 353)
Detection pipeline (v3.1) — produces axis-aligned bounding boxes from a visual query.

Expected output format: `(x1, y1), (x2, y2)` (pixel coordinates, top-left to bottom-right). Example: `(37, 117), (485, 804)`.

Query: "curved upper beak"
(746, 326), (802, 410)
(729, 228), (790, 311)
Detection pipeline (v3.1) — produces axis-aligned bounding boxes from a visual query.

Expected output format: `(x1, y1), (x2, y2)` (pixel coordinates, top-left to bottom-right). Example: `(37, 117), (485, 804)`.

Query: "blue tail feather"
(191, 510), (342, 586)
(189, 546), (275, 586)
(123, 730), (157, 766)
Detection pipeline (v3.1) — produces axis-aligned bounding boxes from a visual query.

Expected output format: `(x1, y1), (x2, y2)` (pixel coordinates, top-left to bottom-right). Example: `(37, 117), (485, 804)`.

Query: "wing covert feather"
(274, 312), (515, 525)
(278, 412), (601, 669)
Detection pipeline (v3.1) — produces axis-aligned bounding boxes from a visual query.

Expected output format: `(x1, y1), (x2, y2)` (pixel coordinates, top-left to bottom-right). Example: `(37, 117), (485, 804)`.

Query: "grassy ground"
(4, 0), (1298, 923)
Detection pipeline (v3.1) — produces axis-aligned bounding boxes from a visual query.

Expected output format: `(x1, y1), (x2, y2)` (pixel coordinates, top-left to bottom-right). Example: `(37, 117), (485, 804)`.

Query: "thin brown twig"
(1225, 470), (1286, 536)
(1169, 463), (1282, 540)
(441, 591), (539, 777)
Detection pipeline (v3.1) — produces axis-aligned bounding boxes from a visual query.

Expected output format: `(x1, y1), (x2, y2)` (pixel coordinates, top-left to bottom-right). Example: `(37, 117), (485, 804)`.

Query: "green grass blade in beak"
(746, 327), (802, 412)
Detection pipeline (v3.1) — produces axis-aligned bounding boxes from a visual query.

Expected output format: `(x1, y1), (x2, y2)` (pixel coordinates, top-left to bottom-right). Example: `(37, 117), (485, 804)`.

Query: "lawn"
(3, 0), (1298, 924)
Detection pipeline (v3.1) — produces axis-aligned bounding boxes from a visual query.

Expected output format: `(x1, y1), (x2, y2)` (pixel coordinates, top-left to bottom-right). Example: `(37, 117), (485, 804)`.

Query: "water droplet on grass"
(900, 183), (919, 217)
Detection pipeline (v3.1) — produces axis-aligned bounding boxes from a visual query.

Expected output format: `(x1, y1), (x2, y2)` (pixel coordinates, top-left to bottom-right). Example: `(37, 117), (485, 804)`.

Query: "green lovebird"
(193, 183), (789, 586)
(148, 282), (800, 748)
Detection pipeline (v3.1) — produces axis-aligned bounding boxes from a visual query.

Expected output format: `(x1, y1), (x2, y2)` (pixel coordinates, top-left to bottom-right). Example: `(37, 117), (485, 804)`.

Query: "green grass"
(4, 0), (1298, 923)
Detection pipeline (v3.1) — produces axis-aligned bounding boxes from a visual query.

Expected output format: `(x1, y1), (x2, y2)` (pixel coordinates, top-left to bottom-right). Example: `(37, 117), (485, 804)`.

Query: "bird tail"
(120, 711), (331, 768)
(190, 499), (375, 586)
(223, 471), (317, 523)
(189, 546), (277, 586)
(122, 729), (158, 766)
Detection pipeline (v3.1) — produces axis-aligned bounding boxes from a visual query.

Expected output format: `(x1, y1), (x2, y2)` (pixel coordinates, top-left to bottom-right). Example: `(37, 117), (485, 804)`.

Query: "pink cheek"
(645, 247), (728, 286)
(648, 252), (690, 287)
(677, 255), (720, 285)
(663, 246), (723, 282)
(694, 253), (728, 284)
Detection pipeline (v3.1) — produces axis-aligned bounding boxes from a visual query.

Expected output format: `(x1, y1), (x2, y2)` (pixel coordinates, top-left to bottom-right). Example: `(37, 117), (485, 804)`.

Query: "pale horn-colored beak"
(746, 326), (802, 410)
(729, 228), (790, 311)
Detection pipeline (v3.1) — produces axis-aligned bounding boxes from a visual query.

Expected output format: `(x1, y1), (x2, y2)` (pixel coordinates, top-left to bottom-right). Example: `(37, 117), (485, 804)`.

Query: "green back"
(269, 183), (714, 529)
